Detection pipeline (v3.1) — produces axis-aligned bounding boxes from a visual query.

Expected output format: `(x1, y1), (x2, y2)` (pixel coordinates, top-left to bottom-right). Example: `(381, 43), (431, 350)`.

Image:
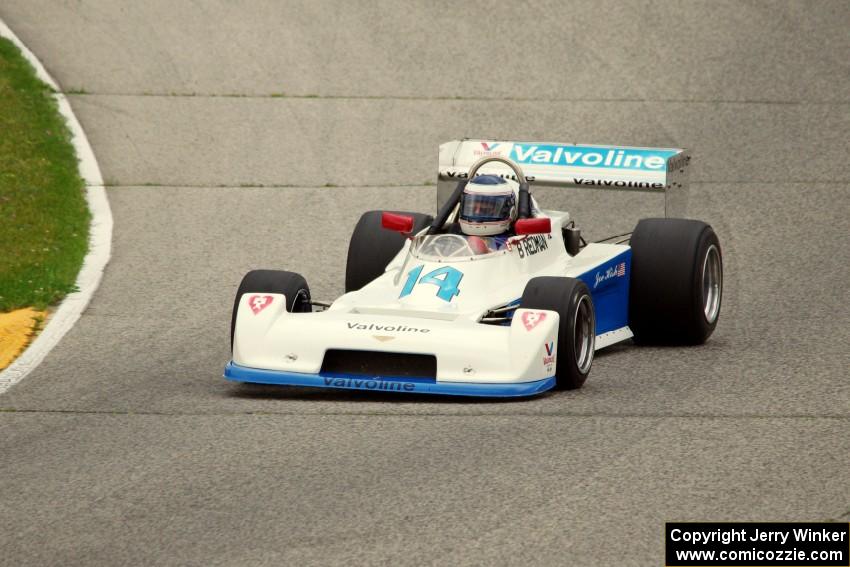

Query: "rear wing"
(437, 139), (691, 217)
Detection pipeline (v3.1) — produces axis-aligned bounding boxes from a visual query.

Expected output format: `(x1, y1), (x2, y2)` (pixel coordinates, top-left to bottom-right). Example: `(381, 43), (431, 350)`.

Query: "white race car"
(225, 139), (722, 397)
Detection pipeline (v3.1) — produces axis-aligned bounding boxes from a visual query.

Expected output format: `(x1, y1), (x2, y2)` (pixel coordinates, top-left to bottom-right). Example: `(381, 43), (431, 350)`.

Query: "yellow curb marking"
(0, 308), (46, 370)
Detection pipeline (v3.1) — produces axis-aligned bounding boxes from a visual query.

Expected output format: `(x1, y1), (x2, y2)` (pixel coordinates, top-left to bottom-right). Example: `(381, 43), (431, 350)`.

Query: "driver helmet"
(459, 175), (518, 236)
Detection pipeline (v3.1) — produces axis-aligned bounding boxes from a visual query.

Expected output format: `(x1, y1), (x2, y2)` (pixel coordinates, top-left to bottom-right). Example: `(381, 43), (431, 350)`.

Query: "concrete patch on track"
(0, 20), (111, 394)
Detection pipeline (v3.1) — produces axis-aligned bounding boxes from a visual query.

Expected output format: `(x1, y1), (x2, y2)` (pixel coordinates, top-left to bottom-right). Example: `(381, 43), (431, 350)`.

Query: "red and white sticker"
(543, 341), (556, 366)
(248, 295), (274, 315)
(521, 311), (547, 331)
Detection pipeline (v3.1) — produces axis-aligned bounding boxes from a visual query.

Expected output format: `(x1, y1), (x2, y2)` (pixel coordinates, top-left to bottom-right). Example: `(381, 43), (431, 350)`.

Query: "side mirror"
(514, 217), (551, 235)
(381, 212), (415, 234)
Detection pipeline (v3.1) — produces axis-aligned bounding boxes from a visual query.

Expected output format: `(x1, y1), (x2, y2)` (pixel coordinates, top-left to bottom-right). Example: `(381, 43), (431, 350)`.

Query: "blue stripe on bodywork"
(577, 249), (632, 335)
(225, 362), (555, 398)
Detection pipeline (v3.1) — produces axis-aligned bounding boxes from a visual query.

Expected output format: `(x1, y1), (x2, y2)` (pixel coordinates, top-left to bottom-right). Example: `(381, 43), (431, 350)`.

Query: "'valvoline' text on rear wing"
(437, 139), (691, 217)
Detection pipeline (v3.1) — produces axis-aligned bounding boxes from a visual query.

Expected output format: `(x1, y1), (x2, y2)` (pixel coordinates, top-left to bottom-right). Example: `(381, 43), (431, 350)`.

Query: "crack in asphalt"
(61, 91), (849, 105)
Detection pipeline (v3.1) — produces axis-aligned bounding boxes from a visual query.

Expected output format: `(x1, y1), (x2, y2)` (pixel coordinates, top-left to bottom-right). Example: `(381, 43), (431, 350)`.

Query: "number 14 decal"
(399, 265), (463, 302)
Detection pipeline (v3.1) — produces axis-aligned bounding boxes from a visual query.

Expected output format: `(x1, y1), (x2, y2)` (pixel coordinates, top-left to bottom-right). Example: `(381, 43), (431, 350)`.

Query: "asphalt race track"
(1, 2), (848, 565)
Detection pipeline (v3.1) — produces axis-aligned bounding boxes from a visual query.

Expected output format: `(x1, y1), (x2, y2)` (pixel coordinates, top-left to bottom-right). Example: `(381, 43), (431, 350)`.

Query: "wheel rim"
(573, 295), (595, 374)
(702, 244), (722, 323)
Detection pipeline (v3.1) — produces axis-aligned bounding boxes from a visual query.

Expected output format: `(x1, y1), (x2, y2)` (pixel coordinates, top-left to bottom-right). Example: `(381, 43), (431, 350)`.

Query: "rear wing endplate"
(437, 139), (691, 217)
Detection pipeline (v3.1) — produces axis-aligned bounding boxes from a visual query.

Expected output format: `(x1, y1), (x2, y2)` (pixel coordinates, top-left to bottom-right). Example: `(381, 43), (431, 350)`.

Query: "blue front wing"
(225, 361), (555, 398)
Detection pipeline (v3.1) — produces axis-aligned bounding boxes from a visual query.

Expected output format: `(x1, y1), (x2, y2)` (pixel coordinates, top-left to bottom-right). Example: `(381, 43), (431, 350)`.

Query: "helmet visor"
(460, 193), (515, 223)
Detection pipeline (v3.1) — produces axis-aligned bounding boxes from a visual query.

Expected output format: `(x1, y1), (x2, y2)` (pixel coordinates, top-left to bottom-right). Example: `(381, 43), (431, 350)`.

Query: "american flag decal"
(593, 259), (628, 288)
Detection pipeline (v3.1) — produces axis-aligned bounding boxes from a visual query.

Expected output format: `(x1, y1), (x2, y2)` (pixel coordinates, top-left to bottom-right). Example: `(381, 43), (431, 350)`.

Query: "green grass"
(0, 37), (89, 312)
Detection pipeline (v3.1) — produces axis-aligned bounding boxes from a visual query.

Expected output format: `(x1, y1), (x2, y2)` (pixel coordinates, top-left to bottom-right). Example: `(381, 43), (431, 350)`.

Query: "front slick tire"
(231, 269), (311, 348)
(521, 277), (595, 390)
(629, 218), (722, 345)
(345, 210), (433, 292)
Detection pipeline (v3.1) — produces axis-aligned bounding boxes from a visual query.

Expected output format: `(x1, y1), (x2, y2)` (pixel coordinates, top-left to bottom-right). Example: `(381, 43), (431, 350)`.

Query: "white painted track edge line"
(0, 20), (112, 394)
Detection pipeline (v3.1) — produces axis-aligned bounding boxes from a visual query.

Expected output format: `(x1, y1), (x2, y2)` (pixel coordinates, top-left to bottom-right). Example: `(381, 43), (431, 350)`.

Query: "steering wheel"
(423, 234), (475, 258)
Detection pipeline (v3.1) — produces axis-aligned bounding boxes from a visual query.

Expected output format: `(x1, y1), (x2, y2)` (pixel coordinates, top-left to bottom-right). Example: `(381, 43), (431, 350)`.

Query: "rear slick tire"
(628, 218), (722, 345)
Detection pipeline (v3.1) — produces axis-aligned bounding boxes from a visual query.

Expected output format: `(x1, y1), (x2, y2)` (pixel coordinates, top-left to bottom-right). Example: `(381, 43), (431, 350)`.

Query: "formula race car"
(225, 139), (722, 397)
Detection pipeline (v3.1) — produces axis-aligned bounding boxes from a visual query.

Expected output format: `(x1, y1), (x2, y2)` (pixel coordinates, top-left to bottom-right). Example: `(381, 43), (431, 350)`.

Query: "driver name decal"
(521, 311), (547, 331)
(248, 295), (274, 315)
(515, 234), (549, 259)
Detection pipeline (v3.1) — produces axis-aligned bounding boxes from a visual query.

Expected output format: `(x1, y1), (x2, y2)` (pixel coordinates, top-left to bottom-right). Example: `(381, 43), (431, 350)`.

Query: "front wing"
(225, 362), (555, 397)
